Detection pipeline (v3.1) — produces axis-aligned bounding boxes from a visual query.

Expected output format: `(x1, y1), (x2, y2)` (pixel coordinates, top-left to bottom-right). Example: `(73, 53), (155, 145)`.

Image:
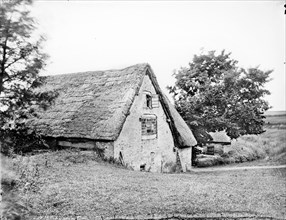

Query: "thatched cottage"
(31, 64), (197, 172)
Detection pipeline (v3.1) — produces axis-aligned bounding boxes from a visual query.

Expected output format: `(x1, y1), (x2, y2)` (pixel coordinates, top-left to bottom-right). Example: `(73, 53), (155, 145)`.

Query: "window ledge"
(142, 134), (157, 140)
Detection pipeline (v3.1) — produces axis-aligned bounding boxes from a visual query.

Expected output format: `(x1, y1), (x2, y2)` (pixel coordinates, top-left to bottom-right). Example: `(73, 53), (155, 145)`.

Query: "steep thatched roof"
(163, 95), (197, 148)
(31, 63), (196, 147)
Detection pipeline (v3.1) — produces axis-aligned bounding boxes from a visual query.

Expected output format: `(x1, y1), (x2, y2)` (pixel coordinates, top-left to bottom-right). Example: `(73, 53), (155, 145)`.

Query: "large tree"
(168, 50), (272, 139)
(0, 0), (57, 154)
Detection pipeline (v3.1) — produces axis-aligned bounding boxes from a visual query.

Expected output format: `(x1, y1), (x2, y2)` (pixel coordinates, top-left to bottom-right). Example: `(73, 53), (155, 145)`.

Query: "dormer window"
(146, 94), (152, 108)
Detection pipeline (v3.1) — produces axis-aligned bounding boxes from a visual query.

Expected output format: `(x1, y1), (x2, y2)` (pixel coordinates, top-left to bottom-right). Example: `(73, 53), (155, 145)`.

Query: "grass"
(264, 114), (286, 129)
(223, 128), (286, 165)
(1, 155), (32, 220)
(1, 150), (286, 219)
(1, 127), (285, 219)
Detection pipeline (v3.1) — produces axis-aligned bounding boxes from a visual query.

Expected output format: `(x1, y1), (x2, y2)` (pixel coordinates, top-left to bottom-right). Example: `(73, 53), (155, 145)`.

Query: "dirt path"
(192, 164), (286, 172)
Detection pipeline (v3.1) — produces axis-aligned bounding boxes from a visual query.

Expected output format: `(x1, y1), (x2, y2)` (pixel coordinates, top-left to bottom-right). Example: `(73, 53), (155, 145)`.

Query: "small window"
(141, 114), (157, 139)
(146, 94), (152, 108)
(140, 164), (146, 171)
(150, 152), (155, 163)
(143, 91), (153, 109)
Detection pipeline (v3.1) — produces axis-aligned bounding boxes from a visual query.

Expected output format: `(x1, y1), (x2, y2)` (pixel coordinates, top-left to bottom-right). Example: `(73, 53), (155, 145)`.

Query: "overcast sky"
(32, 1), (285, 111)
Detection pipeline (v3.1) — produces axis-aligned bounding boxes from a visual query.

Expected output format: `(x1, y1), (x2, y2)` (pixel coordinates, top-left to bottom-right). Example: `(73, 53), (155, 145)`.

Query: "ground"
(2, 124), (286, 220)
(2, 150), (285, 220)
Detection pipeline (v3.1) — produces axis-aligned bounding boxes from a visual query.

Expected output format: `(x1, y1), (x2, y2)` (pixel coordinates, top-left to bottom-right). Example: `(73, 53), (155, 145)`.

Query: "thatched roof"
(192, 128), (231, 145)
(31, 63), (196, 147)
(192, 128), (213, 144)
(163, 95), (198, 148)
(209, 131), (231, 143)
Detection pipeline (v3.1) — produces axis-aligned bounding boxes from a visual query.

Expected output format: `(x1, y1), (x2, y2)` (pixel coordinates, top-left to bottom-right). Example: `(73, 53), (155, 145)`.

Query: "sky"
(31, 0), (285, 111)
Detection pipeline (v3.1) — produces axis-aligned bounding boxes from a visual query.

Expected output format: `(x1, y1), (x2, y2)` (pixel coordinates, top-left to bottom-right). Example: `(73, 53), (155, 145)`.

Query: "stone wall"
(57, 139), (114, 158)
(114, 75), (176, 172)
(178, 147), (193, 172)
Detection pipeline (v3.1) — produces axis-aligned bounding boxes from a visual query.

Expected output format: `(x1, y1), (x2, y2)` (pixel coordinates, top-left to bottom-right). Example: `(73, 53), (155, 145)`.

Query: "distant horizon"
(265, 110), (286, 115)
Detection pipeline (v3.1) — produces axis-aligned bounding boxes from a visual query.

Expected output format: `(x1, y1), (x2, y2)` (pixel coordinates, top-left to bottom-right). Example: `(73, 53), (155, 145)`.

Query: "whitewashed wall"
(114, 75), (176, 172)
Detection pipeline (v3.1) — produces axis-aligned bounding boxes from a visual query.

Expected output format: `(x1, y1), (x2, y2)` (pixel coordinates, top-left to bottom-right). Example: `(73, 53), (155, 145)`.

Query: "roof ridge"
(46, 63), (150, 77)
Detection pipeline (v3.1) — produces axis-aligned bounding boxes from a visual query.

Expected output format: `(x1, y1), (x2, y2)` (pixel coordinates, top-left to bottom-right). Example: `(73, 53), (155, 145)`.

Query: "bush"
(1, 154), (35, 219)
(1, 192), (29, 220)
(0, 128), (49, 157)
(163, 162), (180, 173)
(196, 155), (225, 167)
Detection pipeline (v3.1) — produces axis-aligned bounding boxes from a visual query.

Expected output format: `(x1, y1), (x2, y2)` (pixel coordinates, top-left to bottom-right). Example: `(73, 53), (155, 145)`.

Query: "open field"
(1, 150), (286, 220)
(223, 128), (286, 165)
(265, 110), (286, 116)
(2, 127), (285, 219)
(264, 111), (286, 117)
(264, 111), (286, 129)
(265, 116), (286, 129)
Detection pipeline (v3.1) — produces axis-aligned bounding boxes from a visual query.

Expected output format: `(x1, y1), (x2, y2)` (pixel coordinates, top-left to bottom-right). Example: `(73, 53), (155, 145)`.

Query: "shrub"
(219, 129), (286, 165)
(163, 162), (179, 173)
(1, 154), (34, 219)
(196, 155), (225, 167)
(1, 192), (29, 220)
(102, 156), (125, 167)
(0, 128), (49, 157)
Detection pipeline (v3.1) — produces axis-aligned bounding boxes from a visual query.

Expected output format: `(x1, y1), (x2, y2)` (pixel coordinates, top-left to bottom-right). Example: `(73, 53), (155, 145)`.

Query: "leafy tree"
(168, 50), (272, 139)
(0, 0), (57, 155)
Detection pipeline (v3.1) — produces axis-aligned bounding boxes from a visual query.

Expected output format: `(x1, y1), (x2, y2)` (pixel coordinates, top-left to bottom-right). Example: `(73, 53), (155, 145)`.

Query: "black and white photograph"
(0, 0), (285, 219)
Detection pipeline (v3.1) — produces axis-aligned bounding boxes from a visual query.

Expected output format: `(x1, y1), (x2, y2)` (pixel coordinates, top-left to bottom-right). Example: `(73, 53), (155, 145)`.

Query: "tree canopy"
(0, 0), (57, 154)
(168, 50), (272, 139)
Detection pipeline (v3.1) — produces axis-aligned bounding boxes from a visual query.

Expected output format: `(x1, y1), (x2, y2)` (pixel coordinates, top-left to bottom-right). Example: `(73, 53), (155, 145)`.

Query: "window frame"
(146, 94), (152, 108)
(140, 114), (157, 140)
(143, 90), (153, 109)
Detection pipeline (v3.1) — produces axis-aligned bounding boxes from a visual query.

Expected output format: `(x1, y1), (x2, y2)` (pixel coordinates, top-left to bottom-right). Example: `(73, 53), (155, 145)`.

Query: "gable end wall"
(114, 75), (176, 172)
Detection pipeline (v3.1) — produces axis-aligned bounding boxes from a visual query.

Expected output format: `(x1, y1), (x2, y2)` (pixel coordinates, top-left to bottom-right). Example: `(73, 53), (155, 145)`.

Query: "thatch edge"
(145, 65), (197, 148)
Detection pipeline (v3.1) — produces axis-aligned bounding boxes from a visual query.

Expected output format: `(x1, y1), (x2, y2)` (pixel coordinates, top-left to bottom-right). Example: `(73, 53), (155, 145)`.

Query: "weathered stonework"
(57, 139), (114, 158)
(58, 140), (95, 149)
(114, 75), (176, 172)
(178, 147), (193, 172)
(96, 141), (114, 158)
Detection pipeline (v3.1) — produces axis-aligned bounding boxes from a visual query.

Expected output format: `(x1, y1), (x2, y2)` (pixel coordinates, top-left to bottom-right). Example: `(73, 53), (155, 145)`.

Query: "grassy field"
(1, 150), (286, 220)
(222, 128), (286, 165)
(2, 120), (286, 219)
(264, 112), (286, 129)
(196, 128), (286, 167)
(264, 111), (286, 116)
